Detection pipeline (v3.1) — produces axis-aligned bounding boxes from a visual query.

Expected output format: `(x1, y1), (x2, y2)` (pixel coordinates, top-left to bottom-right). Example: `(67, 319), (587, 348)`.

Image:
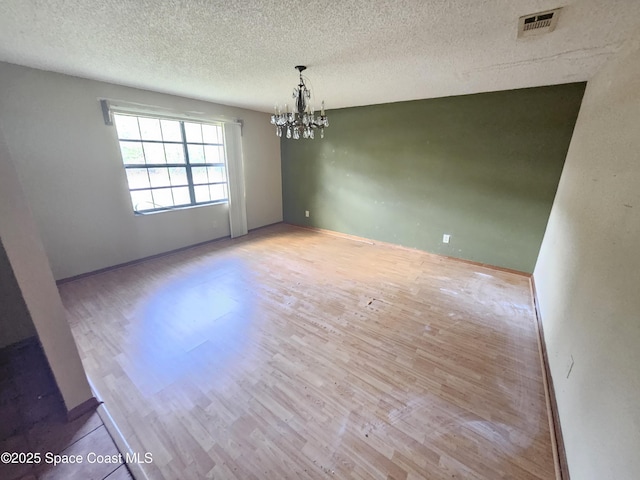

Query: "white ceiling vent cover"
(518, 8), (562, 38)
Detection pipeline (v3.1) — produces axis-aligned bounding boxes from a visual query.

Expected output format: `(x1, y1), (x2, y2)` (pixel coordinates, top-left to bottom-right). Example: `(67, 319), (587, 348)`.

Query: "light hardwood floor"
(59, 223), (554, 480)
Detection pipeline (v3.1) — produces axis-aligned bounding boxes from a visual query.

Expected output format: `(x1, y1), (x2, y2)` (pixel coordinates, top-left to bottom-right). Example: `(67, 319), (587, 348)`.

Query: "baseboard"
(56, 237), (229, 285)
(67, 396), (100, 422)
(248, 220), (285, 233)
(530, 276), (571, 480)
(291, 223), (531, 277)
(97, 403), (149, 480)
(440, 254), (530, 277)
(88, 377), (149, 480)
(292, 224), (375, 245)
(56, 221), (284, 285)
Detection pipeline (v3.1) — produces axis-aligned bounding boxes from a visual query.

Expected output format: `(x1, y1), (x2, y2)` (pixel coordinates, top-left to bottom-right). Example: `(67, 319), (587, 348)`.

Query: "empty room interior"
(1, 1), (639, 479)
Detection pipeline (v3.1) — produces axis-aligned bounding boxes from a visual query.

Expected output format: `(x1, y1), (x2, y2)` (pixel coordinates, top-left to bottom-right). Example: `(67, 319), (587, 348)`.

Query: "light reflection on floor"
(123, 257), (256, 395)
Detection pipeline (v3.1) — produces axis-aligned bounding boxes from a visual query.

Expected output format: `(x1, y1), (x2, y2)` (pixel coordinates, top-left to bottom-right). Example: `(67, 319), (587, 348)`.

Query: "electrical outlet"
(305, 210), (310, 218)
(443, 234), (450, 244)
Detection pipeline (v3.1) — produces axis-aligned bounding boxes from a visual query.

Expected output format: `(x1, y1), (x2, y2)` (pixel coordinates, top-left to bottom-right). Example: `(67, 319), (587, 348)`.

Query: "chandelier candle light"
(270, 66), (329, 139)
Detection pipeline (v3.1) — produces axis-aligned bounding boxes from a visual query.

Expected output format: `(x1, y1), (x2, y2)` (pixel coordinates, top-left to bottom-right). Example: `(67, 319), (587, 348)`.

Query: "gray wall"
(0, 239), (36, 348)
(534, 39), (640, 479)
(0, 62), (282, 279)
(282, 83), (585, 273)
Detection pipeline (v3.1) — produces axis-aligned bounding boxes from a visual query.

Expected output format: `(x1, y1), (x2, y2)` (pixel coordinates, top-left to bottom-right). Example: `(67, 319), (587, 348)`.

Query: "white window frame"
(102, 99), (248, 238)
(112, 112), (229, 214)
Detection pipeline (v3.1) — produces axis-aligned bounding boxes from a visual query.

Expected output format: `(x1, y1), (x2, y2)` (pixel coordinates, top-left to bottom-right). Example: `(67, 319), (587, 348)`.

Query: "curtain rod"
(99, 98), (243, 129)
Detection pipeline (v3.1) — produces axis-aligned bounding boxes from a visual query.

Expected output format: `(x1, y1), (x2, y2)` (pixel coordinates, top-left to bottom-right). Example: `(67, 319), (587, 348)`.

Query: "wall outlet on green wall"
(305, 210), (310, 218)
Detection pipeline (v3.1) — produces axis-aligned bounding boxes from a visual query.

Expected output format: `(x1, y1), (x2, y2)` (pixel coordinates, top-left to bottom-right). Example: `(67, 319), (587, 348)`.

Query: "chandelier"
(270, 66), (329, 139)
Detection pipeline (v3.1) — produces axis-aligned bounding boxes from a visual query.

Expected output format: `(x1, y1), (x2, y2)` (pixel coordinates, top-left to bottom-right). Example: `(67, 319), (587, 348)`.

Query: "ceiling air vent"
(518, 8), (561, 38)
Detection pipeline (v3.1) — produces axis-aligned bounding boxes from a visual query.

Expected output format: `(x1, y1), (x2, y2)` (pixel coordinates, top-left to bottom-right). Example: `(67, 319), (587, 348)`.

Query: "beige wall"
(0, 62), (282, 279)
(0, 125), (93, 410)
(534, 39), (640, 479)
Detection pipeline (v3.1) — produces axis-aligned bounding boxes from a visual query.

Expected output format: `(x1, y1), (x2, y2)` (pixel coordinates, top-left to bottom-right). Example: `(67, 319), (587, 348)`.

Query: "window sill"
(133, 200), (228, 216)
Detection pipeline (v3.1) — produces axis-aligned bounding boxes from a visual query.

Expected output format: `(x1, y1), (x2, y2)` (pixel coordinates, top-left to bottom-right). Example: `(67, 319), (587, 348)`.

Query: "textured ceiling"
(0, 1), (639, 113)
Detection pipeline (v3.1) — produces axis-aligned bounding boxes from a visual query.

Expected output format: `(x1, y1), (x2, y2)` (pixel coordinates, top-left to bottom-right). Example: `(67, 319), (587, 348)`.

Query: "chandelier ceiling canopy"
(270, 66), (328, 140)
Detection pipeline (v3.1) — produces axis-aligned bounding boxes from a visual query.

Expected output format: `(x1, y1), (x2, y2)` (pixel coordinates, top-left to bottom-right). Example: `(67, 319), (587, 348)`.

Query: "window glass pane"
(168, 167), (188, 186)
(120, 142), (145, 165)
(184, 123), (203, 143)
(164, 144), (185, 164)
(125, 168), (150, 189)
(148, 168), (171, 188)
(192, 166), (208, 184)
(118, 115), (226, 214)
(160, 120), (182, 142)
(143, 142), (166, 164)
(151, 188), (174, 208)
(204, 145), (224, 163)
(207, 166), (226, 183)
(210, 183), (227, 201)
(202, 124), (222, 144)
(172, 187), (190, 206)
(194, 185), (210, 203)
(188, 144), (205, 163)
(114, 115), (140, 140)
(130, 190), (153, 211)
(138, 117), (162, 140)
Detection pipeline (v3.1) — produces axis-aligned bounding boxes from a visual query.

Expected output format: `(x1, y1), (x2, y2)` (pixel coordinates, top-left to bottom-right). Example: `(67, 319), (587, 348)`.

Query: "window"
(113, 113), (228, 213)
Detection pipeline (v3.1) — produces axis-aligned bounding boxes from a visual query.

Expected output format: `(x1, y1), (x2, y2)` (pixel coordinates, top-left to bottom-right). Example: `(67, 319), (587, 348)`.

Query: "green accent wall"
(281, 83), (586, 273)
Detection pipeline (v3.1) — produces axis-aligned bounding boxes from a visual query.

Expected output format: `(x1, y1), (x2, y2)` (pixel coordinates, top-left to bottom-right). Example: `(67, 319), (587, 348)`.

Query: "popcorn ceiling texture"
(0, 0), (638, 112)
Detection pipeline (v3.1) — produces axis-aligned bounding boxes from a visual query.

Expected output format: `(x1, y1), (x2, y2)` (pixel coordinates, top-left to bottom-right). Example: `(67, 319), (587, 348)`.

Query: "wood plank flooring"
(59, 223), (554, 480)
